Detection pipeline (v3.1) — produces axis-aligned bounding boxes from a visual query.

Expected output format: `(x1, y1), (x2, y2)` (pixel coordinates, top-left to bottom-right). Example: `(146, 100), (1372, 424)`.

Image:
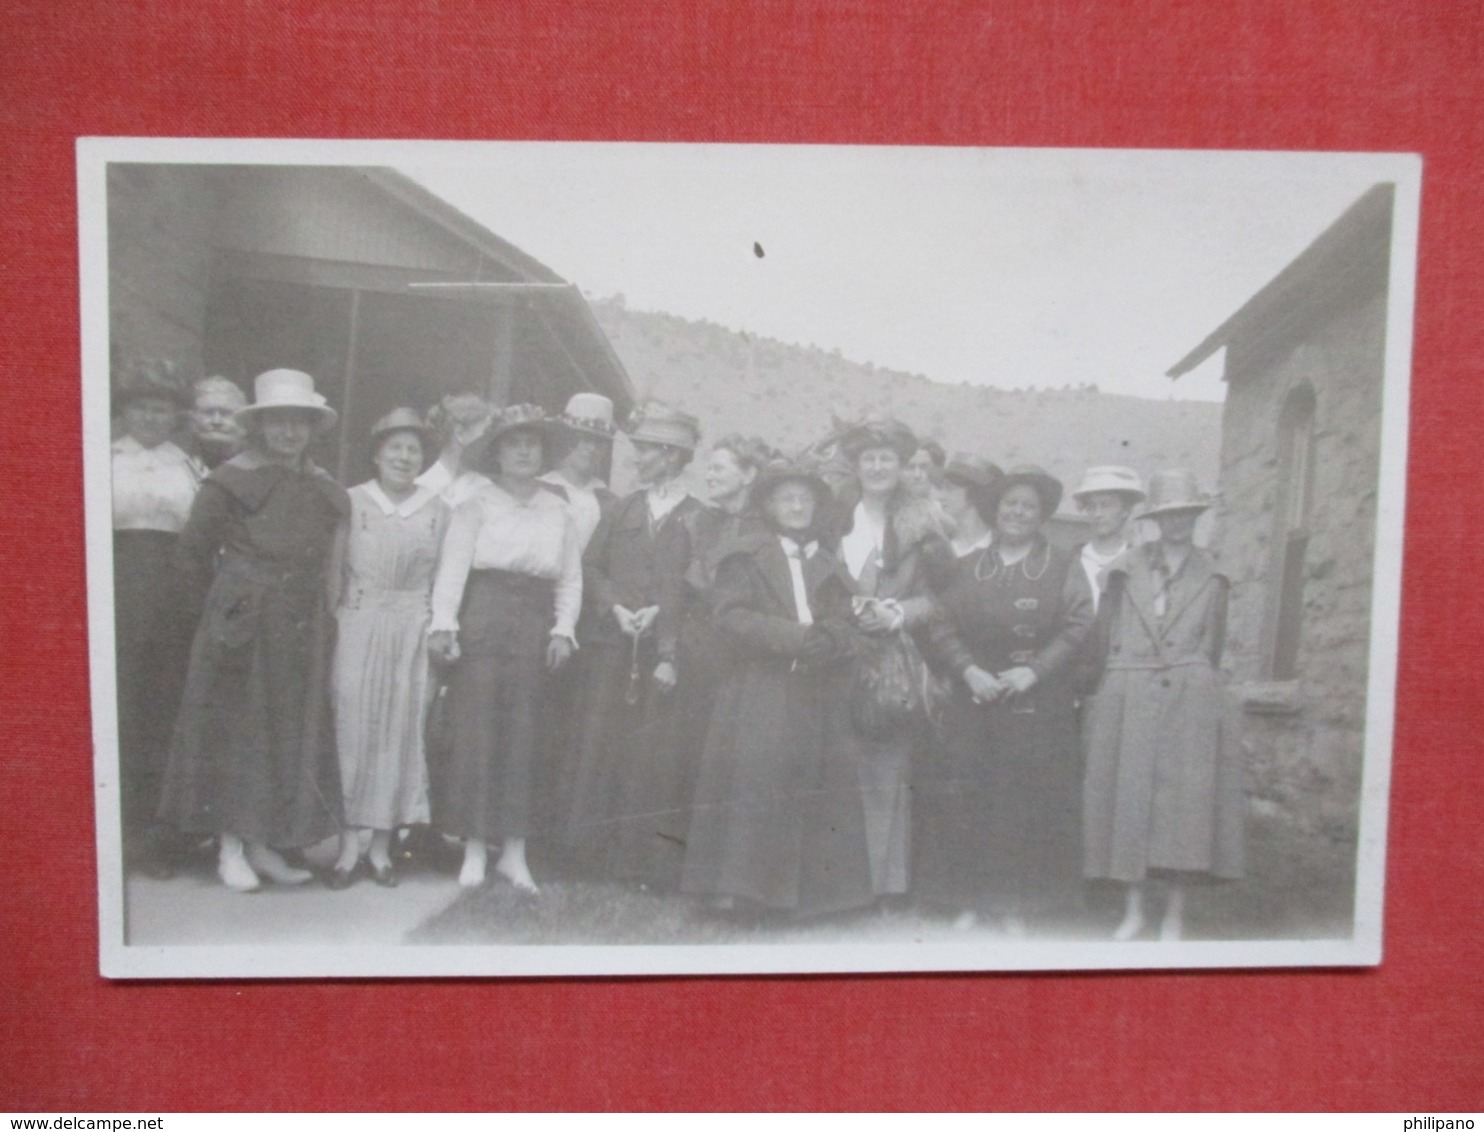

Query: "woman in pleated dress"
(326, 409), (449, 889)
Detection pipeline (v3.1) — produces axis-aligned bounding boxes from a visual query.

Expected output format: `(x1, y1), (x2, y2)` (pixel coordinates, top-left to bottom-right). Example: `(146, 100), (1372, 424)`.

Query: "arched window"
(1268, 383), (1317, 680)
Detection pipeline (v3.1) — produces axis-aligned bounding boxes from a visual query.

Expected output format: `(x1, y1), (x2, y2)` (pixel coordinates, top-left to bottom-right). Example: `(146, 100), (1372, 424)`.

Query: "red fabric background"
(3, 0), (1481, 1111)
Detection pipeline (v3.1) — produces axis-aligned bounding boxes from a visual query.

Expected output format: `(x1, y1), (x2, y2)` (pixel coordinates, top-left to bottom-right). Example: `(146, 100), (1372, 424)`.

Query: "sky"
(409, 146), (1401, 403)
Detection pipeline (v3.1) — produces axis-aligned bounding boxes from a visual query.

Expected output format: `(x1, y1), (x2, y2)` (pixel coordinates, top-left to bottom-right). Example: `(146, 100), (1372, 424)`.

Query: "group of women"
(112, 361), (1244, 940)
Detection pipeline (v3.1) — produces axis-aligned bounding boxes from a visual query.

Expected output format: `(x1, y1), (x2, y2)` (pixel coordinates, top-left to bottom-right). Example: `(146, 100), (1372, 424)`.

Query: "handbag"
(849, 629), (950, 740)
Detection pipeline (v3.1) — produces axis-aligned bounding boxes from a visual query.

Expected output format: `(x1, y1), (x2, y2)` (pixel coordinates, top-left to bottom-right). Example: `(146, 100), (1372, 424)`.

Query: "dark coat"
(1081, 544), (1245, 882)
(681, 533), (875, 915)
(159, 454), (349, 847)
(580, 489), (703, 646)
(916, 537), (1095, 913)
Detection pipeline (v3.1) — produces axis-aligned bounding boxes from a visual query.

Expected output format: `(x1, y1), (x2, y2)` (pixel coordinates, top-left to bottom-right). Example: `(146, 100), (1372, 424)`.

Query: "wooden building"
(1168, 184), (1394, 840)
(107, 164), (635, 478)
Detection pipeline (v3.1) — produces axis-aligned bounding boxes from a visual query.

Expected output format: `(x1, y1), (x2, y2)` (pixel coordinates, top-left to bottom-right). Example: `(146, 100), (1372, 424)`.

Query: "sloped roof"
(1168, 183), (1395, 381)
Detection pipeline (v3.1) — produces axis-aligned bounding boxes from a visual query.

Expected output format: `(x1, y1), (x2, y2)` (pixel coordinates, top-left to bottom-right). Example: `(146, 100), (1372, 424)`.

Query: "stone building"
(1167, 184), (1394, 841)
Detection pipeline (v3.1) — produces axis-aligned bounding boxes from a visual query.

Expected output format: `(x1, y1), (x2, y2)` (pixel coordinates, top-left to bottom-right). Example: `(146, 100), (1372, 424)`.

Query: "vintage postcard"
(80, 139), (1418, 978)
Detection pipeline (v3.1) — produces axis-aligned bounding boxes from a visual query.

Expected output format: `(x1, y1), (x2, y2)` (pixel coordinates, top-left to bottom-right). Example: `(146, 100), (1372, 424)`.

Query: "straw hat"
(1000, 464), (1064, 516)
(1139, 468), (1214, 519)
(233, 369), (338, 433)
(559, 392), (617, 439)
(1071, 465), (1147, 505)
(485, 403), (558, 445)
(626, 401), (701, 451)
(368, 407), (434, 456)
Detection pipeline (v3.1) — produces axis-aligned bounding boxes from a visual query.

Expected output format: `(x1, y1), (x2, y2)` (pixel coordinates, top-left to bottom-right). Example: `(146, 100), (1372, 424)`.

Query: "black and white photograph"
(79, 139), (1418, 978)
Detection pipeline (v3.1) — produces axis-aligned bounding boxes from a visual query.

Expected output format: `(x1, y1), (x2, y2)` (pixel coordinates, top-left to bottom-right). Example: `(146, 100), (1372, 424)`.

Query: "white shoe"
(218, 838), (260, 892)
(458, 845), (488, 888)
(244, 843), (312, 886)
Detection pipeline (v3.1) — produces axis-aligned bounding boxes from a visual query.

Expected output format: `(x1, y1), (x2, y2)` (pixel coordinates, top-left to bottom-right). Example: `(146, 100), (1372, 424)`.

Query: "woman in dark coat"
(921, 465), (1095, 932)
(1082, 469), (1244, 941)
(562, 401), (706, 885)
(680, 460), (873, 915)
(160, 369), (349, 892)
(833, 417), (954, 897)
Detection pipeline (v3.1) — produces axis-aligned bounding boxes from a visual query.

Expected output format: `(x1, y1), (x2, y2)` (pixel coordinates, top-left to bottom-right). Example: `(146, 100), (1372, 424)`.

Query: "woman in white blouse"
(427, 405), (581, 892)
(110, 360), (202, 875)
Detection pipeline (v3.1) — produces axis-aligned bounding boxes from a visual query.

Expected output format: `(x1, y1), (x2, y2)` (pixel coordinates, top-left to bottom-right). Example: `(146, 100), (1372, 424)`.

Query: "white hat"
(1071, 465), (1146, 504)
(1140, 468), (1214, 518)
(560, 392), (617, 438)
(233, 369), (338, 433)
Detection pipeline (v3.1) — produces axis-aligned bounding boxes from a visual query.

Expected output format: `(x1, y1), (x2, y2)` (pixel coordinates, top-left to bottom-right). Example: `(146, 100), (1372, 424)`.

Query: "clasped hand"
(964, 664), (1038, 702)
(613, 604), (658, 638)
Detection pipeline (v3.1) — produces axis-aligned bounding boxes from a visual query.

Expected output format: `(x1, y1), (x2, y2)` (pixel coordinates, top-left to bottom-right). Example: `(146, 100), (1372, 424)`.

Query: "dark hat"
(751, 455), (833, 513)
(369, 407), (434, 454)
(838, 416), (918, 464)
(113, 358), (191, 410)
(943, 452), (1005, 492)
(1000, 463), (1064, 516)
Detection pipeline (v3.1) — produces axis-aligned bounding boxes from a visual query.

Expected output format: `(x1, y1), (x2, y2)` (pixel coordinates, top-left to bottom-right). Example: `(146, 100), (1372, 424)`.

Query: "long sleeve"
(428, 497), (482, 633)
(1029, 560), (1096, 681)
(551, 510), (584, 642)
(712, 554), (811, 658)
(174, 478), (233, 594)
(1205, 575), (1230, 668)
(923, 604), (977, 679)
(654, 509), (699, 662)
(582, 503), (620, 619)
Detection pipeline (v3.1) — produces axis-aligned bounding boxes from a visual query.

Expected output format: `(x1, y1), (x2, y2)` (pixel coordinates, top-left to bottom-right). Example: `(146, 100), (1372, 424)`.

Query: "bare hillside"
(591, 297), (1222, 498)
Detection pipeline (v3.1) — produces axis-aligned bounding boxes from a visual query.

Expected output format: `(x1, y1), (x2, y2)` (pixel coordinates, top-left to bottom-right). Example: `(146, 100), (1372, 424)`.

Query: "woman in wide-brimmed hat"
(920, 463), (1095, 933)
(325, 408), (448, 890)
(680, 459), (874, 915)
(1071, 466), (1146, 614)
(562, 401), (706, 888)
(1082, 468), (1244, 941)
(832, 415), (954, 899)
(426, 404), (582, 893)
(110, 359), (205, 877)
(160, 369), (350, 892)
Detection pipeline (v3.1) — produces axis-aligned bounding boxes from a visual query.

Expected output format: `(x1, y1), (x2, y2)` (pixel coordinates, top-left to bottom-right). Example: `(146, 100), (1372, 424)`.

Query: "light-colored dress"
(332, 481), (450, 830)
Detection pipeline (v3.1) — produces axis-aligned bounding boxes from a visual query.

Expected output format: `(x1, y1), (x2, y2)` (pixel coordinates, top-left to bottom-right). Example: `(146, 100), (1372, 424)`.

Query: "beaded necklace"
(973, 539), (1050, 583)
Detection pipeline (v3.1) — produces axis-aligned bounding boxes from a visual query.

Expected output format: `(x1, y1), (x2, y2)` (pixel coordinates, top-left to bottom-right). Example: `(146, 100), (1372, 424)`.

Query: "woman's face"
(258, 409), (315, 463)
(632, 440), (681, 485)
(1080, 492), (1134, 541)
(704, 447), (756, 507)
(903, 448), (937, 498)
(935, 478), (972, 524)
(561, 434), (606, 481)
(496, 429), (544, 481)
(996, 482), (1045, 544)
(766, 482), (817, 533)
(856, 446), (902, 498)
(1155, 510), (1199, 546)
(122, 395), (178, 449)
(191, 389), (244, 450)
(374, 430), (424, 493)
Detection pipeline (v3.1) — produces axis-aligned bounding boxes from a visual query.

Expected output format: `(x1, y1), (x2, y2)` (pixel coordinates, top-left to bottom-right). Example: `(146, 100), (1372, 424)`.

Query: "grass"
(408, 810), (1356, 946)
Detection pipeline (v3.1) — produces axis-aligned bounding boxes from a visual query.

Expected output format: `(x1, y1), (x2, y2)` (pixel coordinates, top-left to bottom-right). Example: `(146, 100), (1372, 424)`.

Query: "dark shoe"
(325, 863), (361, 890)
(370, 861), (399, 888)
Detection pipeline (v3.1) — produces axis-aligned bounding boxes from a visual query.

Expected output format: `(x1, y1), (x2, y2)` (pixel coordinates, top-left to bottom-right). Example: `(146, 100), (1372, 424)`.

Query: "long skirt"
(854, 733), (912, 895)
(160, 555), (341, 848)
(919, 687), (1082, 914)
(113, 531), (194, 837)
(682, 662), (874, 915)
(332, 590), (433, 830)
(431, 570), (552, 842)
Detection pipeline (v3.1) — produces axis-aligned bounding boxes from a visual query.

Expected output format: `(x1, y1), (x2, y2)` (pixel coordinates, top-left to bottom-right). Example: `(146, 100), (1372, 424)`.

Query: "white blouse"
(111, 436), (202, 533)
(416, 460), (494, 508)
(429, 481), (583, 640)
(539, 470), (604, 552)
(1080, 540), (1129, 614)
(840, 501), (886, 581)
